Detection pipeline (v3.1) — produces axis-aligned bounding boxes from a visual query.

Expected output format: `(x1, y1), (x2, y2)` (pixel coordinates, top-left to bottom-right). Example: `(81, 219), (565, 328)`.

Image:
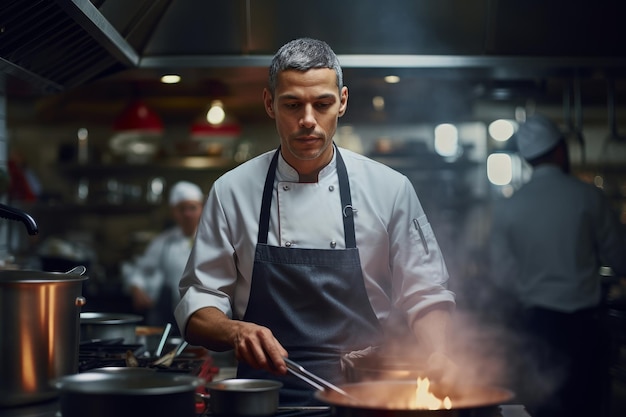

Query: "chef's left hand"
(425, 351), (460, 398)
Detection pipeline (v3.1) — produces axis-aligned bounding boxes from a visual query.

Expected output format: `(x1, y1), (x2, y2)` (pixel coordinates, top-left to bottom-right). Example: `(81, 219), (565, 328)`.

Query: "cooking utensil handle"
(155, 323), (172, 357)
(66, 266), (87, 276)
(283, 357), (353, 399)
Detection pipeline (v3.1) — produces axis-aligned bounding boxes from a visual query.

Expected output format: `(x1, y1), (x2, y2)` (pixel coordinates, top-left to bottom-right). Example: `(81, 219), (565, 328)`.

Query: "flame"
(413, 377), (452, 410)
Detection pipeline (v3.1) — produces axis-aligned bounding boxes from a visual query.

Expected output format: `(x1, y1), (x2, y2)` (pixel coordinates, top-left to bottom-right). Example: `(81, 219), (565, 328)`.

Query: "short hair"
(268, 38), (343, 95)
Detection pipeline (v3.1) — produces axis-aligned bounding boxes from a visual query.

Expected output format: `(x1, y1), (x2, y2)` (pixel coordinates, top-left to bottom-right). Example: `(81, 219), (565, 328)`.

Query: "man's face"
(263, 68), (348, 174)
(171, 200), (203, 237)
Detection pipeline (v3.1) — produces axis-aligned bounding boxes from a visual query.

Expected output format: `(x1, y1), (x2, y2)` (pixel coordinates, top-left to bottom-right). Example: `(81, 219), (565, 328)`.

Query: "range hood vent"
(0, 0), (144, 93)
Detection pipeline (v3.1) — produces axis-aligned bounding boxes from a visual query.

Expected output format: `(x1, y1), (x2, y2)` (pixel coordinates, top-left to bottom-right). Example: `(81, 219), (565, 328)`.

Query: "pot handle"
(66, 265), (87, 276)
(75, 296), (87, 307)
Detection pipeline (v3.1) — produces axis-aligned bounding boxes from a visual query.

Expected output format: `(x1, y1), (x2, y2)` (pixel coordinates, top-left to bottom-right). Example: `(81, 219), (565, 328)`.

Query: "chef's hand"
(425, 351), (460, 398)
(232, 321), (288, 376)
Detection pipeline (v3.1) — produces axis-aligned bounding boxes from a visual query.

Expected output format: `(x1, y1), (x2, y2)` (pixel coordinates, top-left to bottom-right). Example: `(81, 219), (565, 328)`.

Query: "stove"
(0, 339), (219, 417)
(0, 340), (531, 417)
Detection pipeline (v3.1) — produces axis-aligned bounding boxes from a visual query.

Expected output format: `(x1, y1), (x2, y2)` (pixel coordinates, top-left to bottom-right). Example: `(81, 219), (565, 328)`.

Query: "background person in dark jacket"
(490, 113), (626, 417)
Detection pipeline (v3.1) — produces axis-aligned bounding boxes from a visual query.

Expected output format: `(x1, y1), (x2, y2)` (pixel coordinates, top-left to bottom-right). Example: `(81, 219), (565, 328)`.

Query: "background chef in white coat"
(125, 181), (204, 328)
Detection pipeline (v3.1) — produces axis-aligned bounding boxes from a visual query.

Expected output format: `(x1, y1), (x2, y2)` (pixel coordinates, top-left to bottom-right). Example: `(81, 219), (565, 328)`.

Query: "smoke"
(445, 309), (563, 406)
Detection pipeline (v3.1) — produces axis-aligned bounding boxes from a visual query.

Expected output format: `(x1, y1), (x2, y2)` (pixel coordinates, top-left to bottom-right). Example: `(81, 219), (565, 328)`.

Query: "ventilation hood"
(3, 0), (626, 127)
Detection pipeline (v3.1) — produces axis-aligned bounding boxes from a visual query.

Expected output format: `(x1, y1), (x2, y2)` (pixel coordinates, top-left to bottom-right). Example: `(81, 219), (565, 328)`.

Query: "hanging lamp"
(113, 100), (164, 133)
(110, 100), (164, 161)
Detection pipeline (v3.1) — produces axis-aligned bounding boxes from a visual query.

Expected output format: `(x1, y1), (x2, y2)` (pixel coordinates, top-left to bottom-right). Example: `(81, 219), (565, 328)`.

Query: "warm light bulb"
(206, 101), (225, 125)
(160, 74), (181, 84)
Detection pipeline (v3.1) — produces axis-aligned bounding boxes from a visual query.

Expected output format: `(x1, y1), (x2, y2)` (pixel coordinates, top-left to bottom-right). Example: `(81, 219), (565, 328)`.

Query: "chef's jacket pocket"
(411, 216), (433, 255)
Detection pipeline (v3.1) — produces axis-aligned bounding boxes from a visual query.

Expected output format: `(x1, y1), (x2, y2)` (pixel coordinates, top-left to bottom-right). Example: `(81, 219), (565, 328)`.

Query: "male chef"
(175, 38), (456, 405)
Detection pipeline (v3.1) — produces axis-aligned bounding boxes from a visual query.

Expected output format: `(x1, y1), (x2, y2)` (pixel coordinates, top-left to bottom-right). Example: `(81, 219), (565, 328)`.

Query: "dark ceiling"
(2, 0), (626, 126)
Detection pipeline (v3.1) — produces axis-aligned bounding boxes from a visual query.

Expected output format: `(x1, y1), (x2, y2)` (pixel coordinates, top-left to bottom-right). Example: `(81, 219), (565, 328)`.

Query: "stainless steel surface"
(4, 0), (626, 129)
(79, 312), (142, 343)
(0, 269), (88, 406)
(205, 378), (282, 416)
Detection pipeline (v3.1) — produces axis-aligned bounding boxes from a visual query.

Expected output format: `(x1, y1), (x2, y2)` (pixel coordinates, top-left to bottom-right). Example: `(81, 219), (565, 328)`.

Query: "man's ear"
(338, 86), (348, 117)
(263, 88), (275, 119)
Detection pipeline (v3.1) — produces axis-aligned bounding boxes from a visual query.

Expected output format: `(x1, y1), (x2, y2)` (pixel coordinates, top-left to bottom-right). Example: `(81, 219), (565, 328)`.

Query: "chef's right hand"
(232, 321), (288, 376)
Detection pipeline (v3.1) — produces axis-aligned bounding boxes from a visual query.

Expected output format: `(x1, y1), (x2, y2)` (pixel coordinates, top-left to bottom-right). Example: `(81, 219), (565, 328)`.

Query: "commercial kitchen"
(1, 1), (626, 416)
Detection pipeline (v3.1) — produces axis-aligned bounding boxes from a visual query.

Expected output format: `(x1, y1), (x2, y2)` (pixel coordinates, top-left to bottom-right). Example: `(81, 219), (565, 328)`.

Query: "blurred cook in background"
(490, 114), (626, 417)
(124, 181), (204, 328)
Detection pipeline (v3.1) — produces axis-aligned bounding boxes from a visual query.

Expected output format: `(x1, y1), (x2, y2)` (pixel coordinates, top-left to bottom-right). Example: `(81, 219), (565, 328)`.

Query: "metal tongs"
(283, 357), (358, 402)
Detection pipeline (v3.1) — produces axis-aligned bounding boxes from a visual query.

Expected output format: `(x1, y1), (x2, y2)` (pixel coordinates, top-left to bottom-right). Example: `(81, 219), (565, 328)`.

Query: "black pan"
(314, 380), (514, 417)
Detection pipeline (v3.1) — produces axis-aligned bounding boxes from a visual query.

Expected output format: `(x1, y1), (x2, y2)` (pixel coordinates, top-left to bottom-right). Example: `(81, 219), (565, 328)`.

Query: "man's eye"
(284, 102), (300, 109)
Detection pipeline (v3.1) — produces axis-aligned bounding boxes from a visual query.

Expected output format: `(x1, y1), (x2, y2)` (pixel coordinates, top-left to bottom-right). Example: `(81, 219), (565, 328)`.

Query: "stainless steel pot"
(80, 312), (143, 343)
(0, 268), (87, 406)
(206, 378), (282, 416)
(52, 370), (205, 417)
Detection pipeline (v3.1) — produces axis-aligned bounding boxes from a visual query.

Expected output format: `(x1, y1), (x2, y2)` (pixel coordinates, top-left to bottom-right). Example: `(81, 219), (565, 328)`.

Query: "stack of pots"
(0, 268), (88, 406)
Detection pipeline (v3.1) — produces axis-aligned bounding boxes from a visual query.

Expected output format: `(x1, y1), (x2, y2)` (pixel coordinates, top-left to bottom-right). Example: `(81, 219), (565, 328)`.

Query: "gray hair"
(268, 38), (343, 94)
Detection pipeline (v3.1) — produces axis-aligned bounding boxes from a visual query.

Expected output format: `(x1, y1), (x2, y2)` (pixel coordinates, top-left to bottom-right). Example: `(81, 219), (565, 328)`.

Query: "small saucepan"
(204, 378), (283, 416)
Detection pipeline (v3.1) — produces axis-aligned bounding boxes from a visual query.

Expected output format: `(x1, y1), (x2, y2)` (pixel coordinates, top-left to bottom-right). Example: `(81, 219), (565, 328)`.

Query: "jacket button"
(285, 241), (292, 247)
(283, 185), (290, 191)
(330, 241), (336, 248)
(328, 185), (335, 191)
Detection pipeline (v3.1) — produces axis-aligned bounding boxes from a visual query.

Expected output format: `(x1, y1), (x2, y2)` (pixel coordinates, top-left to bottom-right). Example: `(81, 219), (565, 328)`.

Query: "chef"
(490, 114), (626, 417)
(125, 181), (204, 327)
(175, 38), (456, 405)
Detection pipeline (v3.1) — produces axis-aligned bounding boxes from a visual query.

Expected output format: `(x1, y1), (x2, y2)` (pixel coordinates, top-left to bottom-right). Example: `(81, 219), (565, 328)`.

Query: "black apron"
(237, 147), (383, 405)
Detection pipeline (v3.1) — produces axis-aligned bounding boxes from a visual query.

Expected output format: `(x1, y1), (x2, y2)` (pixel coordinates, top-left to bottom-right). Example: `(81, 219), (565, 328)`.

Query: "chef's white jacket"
(125, 227), (193, 308)
(175, 147), (455, 335)
(491, 164), (626, 312)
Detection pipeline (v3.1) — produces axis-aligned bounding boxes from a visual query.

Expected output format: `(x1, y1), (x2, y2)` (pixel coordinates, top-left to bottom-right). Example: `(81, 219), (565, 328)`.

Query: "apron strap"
(335, 148), (356, 249)
(257, 145), (356, 248)
(257, 148), (281, 244)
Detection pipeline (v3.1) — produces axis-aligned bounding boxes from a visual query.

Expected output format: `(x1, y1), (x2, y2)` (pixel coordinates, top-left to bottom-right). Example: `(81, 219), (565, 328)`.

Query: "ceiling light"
(160, 74), (181, 84)
(384, 75), (400, 84)
(434, 123), (459, 158)
(487, 153), (513, 186)
(206, 100), (225, 125)
(372, 96), (385, 111)
(488, 119), (516, 142)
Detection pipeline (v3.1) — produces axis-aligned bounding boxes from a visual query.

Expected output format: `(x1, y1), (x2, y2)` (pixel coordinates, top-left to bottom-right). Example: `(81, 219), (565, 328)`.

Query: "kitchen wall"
(5, 97), (626, 314)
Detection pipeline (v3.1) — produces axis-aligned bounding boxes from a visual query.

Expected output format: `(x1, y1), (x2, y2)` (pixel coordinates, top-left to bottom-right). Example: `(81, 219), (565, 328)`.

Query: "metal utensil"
(283, 357), (358, 402)
(151, 340), (188, 368)
(155, 323), (172, 357)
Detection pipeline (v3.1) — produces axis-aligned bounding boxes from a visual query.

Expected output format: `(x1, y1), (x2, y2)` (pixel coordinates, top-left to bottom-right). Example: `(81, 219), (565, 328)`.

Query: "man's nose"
(299, 105), (316, 128)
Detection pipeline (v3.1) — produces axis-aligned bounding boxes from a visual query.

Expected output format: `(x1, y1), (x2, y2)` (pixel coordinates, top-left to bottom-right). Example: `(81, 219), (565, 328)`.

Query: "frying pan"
(314, 380), (514, 417)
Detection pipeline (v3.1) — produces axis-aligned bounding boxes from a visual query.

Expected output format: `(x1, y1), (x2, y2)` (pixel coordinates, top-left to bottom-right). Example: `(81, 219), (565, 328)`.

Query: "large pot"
(52, 370), (205, 417)
(315, 380), (514, 417)
(0, 268), (87, 407)
(80, 312), (143, 343)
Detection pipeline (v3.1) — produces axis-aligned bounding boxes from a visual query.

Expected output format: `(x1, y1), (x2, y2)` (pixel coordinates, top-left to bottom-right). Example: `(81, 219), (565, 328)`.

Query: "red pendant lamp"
(113, 100), (164, 134)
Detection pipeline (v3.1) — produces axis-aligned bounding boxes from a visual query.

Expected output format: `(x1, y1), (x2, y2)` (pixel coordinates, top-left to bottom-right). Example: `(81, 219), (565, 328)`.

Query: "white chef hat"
(169, 181), (204, 206)
(515, 114), (563, 160)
